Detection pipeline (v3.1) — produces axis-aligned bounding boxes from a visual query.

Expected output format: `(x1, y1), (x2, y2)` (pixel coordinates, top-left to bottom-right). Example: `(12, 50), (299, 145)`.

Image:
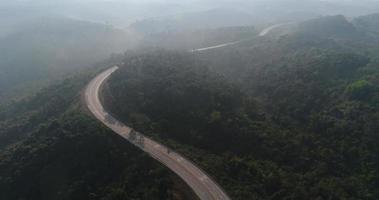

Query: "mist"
(2, 0), (379, 29)
(1, 0), (379, 97)
(0, 0), (377, 98)
(1, 0), (379, 199)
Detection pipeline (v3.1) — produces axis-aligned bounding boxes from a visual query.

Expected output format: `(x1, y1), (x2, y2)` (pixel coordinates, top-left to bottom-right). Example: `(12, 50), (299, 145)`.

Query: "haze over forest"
(0, 0), (378, 200)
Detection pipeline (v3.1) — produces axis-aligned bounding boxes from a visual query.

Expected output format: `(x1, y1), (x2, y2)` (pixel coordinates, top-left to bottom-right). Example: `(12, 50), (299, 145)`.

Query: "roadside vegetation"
(1, 10), (378, 200)
(104, 14), (379, 200)
(0, 60), (193, 200)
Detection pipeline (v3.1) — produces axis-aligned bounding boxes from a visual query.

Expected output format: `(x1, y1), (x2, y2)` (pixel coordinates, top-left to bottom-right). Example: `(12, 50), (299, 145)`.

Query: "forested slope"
(0, 63), (194, 200)
(104, 14), (379, 200)
(0, 112), (185, 200)
(1, 12), (378, 200)
(0, 17), (133, 102)
(137, 26), (257, 50)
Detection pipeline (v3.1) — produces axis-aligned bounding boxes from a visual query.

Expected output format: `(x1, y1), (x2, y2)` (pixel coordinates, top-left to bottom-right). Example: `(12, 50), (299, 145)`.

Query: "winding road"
(85, 67), (231, 200)
(84, 23), (286, 199)
(258, 23), (290, 36)
(191, 41), (241, 52)
(191, 23), (290, 52)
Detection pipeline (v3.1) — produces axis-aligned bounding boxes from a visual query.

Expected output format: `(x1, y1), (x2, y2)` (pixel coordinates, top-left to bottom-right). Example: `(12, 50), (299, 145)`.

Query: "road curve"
(191, 23), (289, 52)
(259, 23), (292, 36)
(191, 41), (241, 52)
(85, 66), (231, 200)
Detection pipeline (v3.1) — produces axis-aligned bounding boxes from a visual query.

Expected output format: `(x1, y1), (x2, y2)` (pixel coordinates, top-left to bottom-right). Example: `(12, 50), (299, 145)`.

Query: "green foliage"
(0, 65), (191, 199)
(105, 45), (379, 199)
(105, 50), (262, 153)
(0, 112), (177, 200)
(296, 15), (361, 39)
(346, 80), (374, 100)
(353, 13), (379, 36)
(0, 72), (89, 150)
(0, 54), (123, 150)
(2, 13), (379, 200)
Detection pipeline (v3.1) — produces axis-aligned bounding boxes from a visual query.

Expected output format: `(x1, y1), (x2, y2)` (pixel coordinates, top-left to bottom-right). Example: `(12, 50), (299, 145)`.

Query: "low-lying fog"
(1, 0), (379, 99)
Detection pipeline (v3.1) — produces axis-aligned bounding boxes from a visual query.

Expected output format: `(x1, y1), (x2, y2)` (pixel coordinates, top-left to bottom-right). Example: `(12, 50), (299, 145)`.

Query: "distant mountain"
(0, 17), (133, 100)
(139, 26), (257, 50)
(296, 15), (361, 39)
(130, 8), (256, 34)
(353, 13), (379, 36)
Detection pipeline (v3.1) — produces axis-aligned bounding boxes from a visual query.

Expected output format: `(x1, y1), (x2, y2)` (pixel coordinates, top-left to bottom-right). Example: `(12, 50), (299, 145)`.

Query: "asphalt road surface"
(259, 23), (292, 36)
(191, 23), (288, 52)
(85, 66), (231, 200)
(191, 41), (241, 52)
(85, 24), (286, 198)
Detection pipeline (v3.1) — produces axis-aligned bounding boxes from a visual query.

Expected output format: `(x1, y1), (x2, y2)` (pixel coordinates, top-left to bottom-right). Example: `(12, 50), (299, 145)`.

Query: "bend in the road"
(259, 22), (293, 36)
(191, 23), (291, 52)
(85, 66), (231, 200)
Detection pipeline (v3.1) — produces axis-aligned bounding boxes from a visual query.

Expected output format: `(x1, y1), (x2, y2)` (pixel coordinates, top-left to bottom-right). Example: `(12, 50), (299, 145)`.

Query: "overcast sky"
(1, 0), (379, 29)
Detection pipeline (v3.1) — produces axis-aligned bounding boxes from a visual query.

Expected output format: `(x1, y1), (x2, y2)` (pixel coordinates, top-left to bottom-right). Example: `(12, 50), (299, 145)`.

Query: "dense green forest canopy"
(0, 112), (183, 200)
(0, 56), (124, 150)
(0, 12), (378, 200)
(104, 14), (379, 200)
(0, 62), (194, 200)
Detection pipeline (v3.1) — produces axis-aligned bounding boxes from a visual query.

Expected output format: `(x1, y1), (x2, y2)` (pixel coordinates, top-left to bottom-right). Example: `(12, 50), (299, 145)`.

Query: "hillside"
(296, 15), (361, 39)
(353, 13), (379, 38)
(0, 64), (195, 200)
(130, 8), (255, 34)
(0, 112), (188, 200)
(138, 26), (257, 50)
(1, 11), (378, 200)
(0, 17), (133, 102)
(104, 15), (379, 200)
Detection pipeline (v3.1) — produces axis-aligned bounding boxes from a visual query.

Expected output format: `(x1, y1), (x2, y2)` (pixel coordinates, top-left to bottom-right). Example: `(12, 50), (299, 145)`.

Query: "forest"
(0, 16), (132, 103)
(0, 5), (378, 200)
(104, 15), (379, 200)
(0, 62), (196, 199)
